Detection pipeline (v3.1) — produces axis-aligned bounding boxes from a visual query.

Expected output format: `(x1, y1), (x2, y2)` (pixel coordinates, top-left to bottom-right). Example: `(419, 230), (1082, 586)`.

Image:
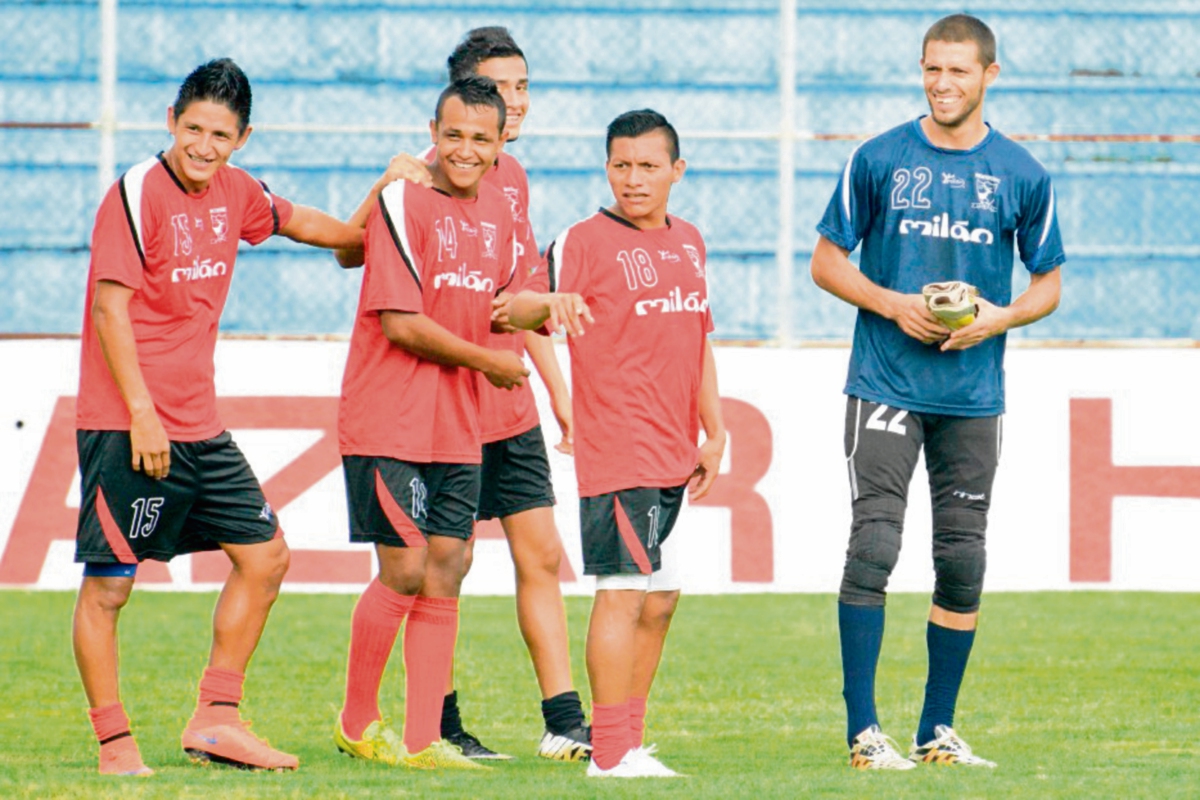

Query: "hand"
(689, 432), (727, 502)
(550, 391), (574, 455)
(889, 292), (950, 344)
(542, 293), (594, 336)
(490, 292), (518, 334)
(381, 153), (433, 188)
(129, 408), (170, 479)
(483, 350), (529, 390)
(941, 296), (1009, 351)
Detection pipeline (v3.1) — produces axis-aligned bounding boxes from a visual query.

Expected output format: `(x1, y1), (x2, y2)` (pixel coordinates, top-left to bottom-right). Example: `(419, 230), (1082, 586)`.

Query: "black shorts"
(74, 430), (279, 565)
(844, 396), (1001, 524)
(343, 456), (480, 544)
(477, 425), (556, 521)
(579, 485), (686, 577)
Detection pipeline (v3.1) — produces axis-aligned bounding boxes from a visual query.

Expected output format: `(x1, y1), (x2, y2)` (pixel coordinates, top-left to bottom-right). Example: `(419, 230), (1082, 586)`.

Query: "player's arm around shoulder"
(941, 265), (1061, 352)
(279, 204), (364, 251)
(810, 235), (947, 344)
(335, 154), (433, 269)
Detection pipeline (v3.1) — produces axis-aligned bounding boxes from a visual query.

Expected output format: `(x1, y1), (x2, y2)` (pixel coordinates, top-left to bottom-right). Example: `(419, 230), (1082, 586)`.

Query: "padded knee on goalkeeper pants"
(839, 516), (903, 607)
(931, 510), (987, 613)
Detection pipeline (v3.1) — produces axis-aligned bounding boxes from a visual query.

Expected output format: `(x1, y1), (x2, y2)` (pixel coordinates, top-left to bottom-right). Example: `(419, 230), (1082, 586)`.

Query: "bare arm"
(810, 235), (947, 344)
(942, 266), (1061, 352)
(505, 290), (593, 336)
(92, 280), (171, 479)
(690, 340), (727, 501)
(336, 155), (434, 268)
(279, 205), (365, 251)
(380, 310), (529, 389)
(525, 331), (574, 454)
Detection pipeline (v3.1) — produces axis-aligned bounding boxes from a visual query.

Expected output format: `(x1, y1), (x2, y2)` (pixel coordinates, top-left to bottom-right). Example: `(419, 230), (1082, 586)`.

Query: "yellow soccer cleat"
(335, 719), (420, 768)
(404, 738), (493, 770)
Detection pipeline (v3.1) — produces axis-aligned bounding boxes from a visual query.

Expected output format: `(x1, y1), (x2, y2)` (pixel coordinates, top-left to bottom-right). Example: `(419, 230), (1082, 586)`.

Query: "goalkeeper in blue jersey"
(811, 13), (1064, 770)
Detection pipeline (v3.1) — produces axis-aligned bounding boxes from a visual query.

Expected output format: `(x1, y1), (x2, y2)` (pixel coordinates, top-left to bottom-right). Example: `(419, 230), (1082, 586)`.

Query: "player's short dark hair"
(923, 13), (997, 68)
(435, 75), (507, 134)
(173, 58), (253, 133)
(606, 109), (680, 163)
(448, 26), (527, 82)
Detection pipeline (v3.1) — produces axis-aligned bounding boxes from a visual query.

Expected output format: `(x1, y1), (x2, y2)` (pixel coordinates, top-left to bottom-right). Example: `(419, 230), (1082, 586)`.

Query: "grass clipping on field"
(0, 591), (1196, 799)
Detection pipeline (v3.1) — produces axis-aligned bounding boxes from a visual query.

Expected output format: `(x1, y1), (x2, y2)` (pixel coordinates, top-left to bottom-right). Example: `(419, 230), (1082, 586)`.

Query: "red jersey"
(476, 152), (544, 442)
(76, 154), (293, 440)
(338, 180), (518, 463)
(534, 210), (713, 497)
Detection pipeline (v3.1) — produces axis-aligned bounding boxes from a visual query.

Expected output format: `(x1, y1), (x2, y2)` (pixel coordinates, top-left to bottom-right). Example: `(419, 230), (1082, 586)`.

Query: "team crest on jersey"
(209, 207), (229, 243)
(503, 187), (525, 223)
(481, 222), (498, 259)
(682, 244), (704, 278)
(972, 174), (1001, 212)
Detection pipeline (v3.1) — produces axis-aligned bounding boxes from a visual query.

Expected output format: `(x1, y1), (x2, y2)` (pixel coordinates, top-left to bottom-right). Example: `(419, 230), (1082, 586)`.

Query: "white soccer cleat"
(849, 725), (917, 770)
(909, 725), (997, 767)
(586, 747), (678, 778)
(627, 744), (680, 777)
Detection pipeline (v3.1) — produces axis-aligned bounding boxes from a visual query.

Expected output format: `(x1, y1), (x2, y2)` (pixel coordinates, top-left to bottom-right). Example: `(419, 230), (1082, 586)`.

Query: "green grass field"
(1, 591), (1196, 799)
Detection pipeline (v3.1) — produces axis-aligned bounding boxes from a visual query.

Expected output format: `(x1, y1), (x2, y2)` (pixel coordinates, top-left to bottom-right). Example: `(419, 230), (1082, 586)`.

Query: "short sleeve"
(1016, 173), (1066, 274)
(816, 144), (874, 253)
(234, 169), (294, 245)
(90, 182), (146, 291)
(361, 192), (424, 314)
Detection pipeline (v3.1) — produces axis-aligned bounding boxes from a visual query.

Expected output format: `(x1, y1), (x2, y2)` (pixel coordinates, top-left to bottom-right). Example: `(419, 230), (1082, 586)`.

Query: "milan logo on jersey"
(683, 244), (705, 278)
(172, 256), (229, 283)
(210, 207), (229, 243)
(503, 187), (525, 223)
(973, 174), (1001, 212)
(481, 222), (498, 260)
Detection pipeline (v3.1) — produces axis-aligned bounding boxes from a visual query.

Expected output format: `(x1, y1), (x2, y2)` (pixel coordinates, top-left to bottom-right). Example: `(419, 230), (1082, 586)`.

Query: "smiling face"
(428, 95), (504, 198)
(921, 39), (999, 136)
(605, 130), (686, 230)
(164, 100), (250, 194)
(474, 55), (529, 142)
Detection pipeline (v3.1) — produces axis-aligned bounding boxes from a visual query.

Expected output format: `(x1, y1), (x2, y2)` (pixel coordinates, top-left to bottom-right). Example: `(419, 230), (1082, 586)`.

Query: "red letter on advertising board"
(1070, 398), (1200, 582)
(691, 398), (774, 582)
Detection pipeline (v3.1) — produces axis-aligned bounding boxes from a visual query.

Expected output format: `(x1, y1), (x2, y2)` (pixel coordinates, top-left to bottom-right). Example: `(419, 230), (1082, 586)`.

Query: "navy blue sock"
(916, 621), (976, 745)
(839, 601), (885, 747)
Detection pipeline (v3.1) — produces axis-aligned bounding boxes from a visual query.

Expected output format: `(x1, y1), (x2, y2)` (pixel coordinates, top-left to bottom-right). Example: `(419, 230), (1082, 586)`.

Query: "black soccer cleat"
(444, 729), (514, 760)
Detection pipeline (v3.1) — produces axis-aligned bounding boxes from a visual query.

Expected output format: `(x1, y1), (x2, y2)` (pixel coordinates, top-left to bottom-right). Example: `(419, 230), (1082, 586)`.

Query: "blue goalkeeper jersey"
(817, 118), (1065, 417)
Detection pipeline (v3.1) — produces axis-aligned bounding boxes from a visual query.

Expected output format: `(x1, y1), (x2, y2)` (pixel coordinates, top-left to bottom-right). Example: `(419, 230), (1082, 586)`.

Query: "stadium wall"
(3, 0), (1200, 340)
(3, 340), (1199, 594)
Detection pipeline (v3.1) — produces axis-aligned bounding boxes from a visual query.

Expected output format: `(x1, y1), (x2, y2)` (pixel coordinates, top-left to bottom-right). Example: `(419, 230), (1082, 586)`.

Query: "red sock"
(629, 696), (648, 748)
(90, 702), (150, 775)
(190, 666), (245, 727)
(402, 595), (459, 753)
(342, 578), (416, 740)
(592, 701), (632, 770)
(89, 702), (131, 744)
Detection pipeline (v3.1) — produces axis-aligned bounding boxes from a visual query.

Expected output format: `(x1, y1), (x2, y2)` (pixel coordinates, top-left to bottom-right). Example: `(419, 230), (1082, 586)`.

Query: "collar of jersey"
(156, 151), (201, 196)
(599, 207), (672, 231)
(910, 117), (997, 156)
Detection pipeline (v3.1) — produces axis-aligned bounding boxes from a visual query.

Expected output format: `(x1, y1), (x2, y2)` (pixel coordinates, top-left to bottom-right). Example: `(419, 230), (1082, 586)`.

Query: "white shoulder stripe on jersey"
(117, 156), (160, 264)
(548, 228), (571, 293)
(379, 180), (422, 290)
(1037, 185), (1056, 249)
(840, 140), (866, 226)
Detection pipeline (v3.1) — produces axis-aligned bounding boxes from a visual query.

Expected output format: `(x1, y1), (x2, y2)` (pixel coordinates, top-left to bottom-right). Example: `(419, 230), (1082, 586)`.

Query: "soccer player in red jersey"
(335, 27), (589, 761)
(332, 76), (588, 770)
(72, 58), (365, 775)
(509, 109), (726, 779)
